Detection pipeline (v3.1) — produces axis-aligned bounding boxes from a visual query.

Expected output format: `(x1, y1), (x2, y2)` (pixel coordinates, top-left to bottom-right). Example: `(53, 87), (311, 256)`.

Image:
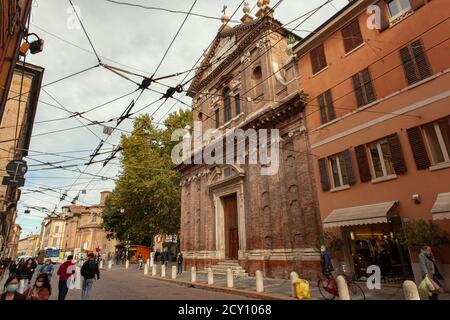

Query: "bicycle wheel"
(348, 282), (366, 300)
(317, 279), (337, 300)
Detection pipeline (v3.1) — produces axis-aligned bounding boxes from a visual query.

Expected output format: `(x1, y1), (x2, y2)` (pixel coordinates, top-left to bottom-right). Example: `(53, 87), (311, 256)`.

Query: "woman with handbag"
(419, 246), (444, 300)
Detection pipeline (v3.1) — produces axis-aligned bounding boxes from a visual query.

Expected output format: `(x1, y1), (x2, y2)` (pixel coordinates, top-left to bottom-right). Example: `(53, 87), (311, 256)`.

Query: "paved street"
(1, 265), (253, 300)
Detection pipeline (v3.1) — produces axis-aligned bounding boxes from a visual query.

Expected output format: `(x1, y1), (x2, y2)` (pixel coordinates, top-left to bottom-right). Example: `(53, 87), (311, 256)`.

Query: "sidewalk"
(126, 264), (450, 300)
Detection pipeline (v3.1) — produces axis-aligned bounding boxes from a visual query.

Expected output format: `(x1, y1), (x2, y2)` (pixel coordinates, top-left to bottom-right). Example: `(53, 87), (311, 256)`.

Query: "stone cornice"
(188, 17), (289, 97)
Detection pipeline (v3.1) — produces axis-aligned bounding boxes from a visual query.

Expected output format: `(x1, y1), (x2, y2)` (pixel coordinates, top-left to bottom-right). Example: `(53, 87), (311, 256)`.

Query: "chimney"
(99, 191), (111, 206)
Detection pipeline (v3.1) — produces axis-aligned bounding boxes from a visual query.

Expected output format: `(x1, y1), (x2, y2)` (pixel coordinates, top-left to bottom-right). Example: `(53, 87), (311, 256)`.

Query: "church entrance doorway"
(222, 193), (239, 260)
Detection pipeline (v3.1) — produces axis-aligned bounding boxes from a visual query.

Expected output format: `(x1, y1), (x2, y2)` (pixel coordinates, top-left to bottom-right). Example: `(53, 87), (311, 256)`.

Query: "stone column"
(125, 260), (129, 269)
(336, 275), (350, 300)
(151, 264), (157, 276)
(161, 264), (166, 278)
(144, 263), (149, 275)
(191, 266), (197, 283)
(207, 268), (214, 285)
(227, 269), (234, 288)
(256, 270), (264, 293)
(403, 280), (420, 300)
(108, 260), (112, 270)
(99, 260), (104, 269)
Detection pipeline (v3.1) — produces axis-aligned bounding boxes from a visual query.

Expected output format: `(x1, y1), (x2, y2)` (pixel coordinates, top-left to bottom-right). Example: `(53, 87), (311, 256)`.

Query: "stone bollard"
(255, 270), (264, 293)
(290, 272), (299, 297)
(144, 263), (149, 275)
(403, 280), (420, 300)
(161, 264), (166, 278)
(226, 268), (234, 288)
(336, 275), (350, 300)
(172, 266), (177, 279)
(108, 260), (112, 270)
(191, 266), (197, 283)
(99, 260), (104, 269)
(207, 268), (214, 285)
(151, 264), (157, 276)
(146, 258), (150, 265)
(125, 260), (129, 269)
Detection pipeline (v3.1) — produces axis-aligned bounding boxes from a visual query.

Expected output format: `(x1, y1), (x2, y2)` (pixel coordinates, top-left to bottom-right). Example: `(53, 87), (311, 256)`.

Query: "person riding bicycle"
(320, 245), (334, 278)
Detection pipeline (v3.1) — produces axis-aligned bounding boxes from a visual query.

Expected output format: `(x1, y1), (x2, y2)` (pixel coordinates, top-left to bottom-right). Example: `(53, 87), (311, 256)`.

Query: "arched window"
(91, 213), (97, 222)
(223, 87), (232, 123)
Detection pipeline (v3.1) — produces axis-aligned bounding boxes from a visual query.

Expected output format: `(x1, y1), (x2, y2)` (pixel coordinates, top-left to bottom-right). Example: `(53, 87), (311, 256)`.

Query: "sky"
(15, 0), (350, 238)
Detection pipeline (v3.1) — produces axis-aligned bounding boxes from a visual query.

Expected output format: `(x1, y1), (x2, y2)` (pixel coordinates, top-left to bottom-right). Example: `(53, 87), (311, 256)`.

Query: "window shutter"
(355, 144), (372, 182)
(318, 44), (327, 71)
(235, 94), (241, 115)
(318, 94), (327, 124)
(376, 0), (390, 32)
(411, 0), (426, 10)
(310, 48), (319, 75)
(342, 23), (353, 53)
(438, 118), (450, 155)
(387, 133), (407, 174)
(411, 40), (431, 80)
(406, 126), (430, 170)
(318, 158), (330, 191)
(325, 90), (336, 121)
(343, 149), (356, 186)
(400, 46), (418, 85)
(352, 73), (365, 107)
(361, 68), (376, 103)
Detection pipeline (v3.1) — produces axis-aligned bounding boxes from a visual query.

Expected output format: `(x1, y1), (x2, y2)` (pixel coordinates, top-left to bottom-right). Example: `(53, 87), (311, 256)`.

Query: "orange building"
(294, 0), (450, 287)
(0, 0), (32, 117)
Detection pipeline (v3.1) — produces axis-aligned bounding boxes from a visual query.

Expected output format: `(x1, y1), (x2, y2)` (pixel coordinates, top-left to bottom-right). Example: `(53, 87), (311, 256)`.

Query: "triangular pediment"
(188, 16), (295, 97)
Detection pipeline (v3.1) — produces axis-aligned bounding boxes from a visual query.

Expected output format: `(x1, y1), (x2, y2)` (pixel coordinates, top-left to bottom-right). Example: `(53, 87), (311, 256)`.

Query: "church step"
(210, 266), (245, 272)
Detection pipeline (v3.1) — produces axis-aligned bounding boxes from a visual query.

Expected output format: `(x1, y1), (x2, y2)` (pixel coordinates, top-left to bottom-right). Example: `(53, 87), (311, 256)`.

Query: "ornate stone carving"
(230, 78), (241, 90)
(241, 50), (251, 65)
(256, 38), (271, 52)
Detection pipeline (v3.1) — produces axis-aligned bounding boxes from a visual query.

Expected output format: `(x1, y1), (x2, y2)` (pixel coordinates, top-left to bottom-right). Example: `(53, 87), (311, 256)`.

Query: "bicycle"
(317, 274), (366, 300)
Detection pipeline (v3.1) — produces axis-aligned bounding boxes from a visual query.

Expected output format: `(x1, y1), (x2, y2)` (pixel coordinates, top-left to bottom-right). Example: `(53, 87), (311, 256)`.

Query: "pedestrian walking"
(57, 255), (75, 300)
(80, 252), (100, 300)
(39, 259), (55, 281)
(23, 273), (51, 300)
(8, 260), (17, 278)
(1, 276), (26, 300)
(320, 245), (334, 278)
(177, 253), (183, 275)
(138, 254), (143, 270)
(419, 246), (444, 300)
(16, 259), (30, 293)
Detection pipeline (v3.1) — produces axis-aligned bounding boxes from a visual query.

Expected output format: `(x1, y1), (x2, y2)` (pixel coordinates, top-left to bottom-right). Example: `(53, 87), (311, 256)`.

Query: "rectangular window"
(52, 238), (57, 247)
(235, 94), (241, 115)
(55, 226), (59, 233)
(329, 153), (349, 188)
(399, 39), (431, 85)
(352, 68), (376, 107)
(318, 90), (336, 124)
(215, 109), (220, 128)
(423, 118), (450, 165)
(310, 44), (327, 75)
(368, 139), (396, 178)
(224, 102), (232, 123)
(342, 19), (363, 53)
(387, 0), (411, 18)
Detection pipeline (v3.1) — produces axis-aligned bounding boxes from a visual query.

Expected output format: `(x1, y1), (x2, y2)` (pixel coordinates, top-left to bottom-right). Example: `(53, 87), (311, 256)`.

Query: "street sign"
(2, 160), (28, 187)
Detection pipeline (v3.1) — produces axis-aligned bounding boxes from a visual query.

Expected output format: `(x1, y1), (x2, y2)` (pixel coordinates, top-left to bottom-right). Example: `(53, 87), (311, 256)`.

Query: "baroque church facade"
(177, 1), (322, 278)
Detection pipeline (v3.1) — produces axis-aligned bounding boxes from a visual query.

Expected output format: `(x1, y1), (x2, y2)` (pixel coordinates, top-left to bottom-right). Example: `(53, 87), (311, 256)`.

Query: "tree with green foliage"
(102, 110), (192, 245)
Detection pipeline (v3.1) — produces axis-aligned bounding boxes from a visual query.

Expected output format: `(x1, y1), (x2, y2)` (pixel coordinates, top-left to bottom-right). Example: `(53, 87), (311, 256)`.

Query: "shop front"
(323, 201), (413, 282)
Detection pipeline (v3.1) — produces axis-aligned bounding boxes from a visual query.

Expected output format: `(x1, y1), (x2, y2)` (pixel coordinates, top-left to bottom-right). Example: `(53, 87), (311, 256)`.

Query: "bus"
(37, 247), (61, 264)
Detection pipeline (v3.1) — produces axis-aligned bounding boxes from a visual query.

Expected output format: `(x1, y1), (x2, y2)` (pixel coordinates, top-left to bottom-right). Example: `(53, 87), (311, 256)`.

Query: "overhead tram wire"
(104, 0), (241, 24)
(68, 0), (102, 64)
(182, 0), (440, 125)
(154, 0), (247, 123)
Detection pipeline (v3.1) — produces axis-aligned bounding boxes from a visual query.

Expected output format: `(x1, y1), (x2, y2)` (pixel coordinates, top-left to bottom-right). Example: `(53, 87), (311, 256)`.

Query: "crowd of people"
(0, 253), (100, 301)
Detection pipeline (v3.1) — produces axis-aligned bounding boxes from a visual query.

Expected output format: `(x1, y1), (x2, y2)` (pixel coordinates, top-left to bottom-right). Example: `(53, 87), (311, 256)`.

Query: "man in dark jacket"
(57, 255), (75, 300)
(80, 252), (100, 300)
(320, 245), (334, 278)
